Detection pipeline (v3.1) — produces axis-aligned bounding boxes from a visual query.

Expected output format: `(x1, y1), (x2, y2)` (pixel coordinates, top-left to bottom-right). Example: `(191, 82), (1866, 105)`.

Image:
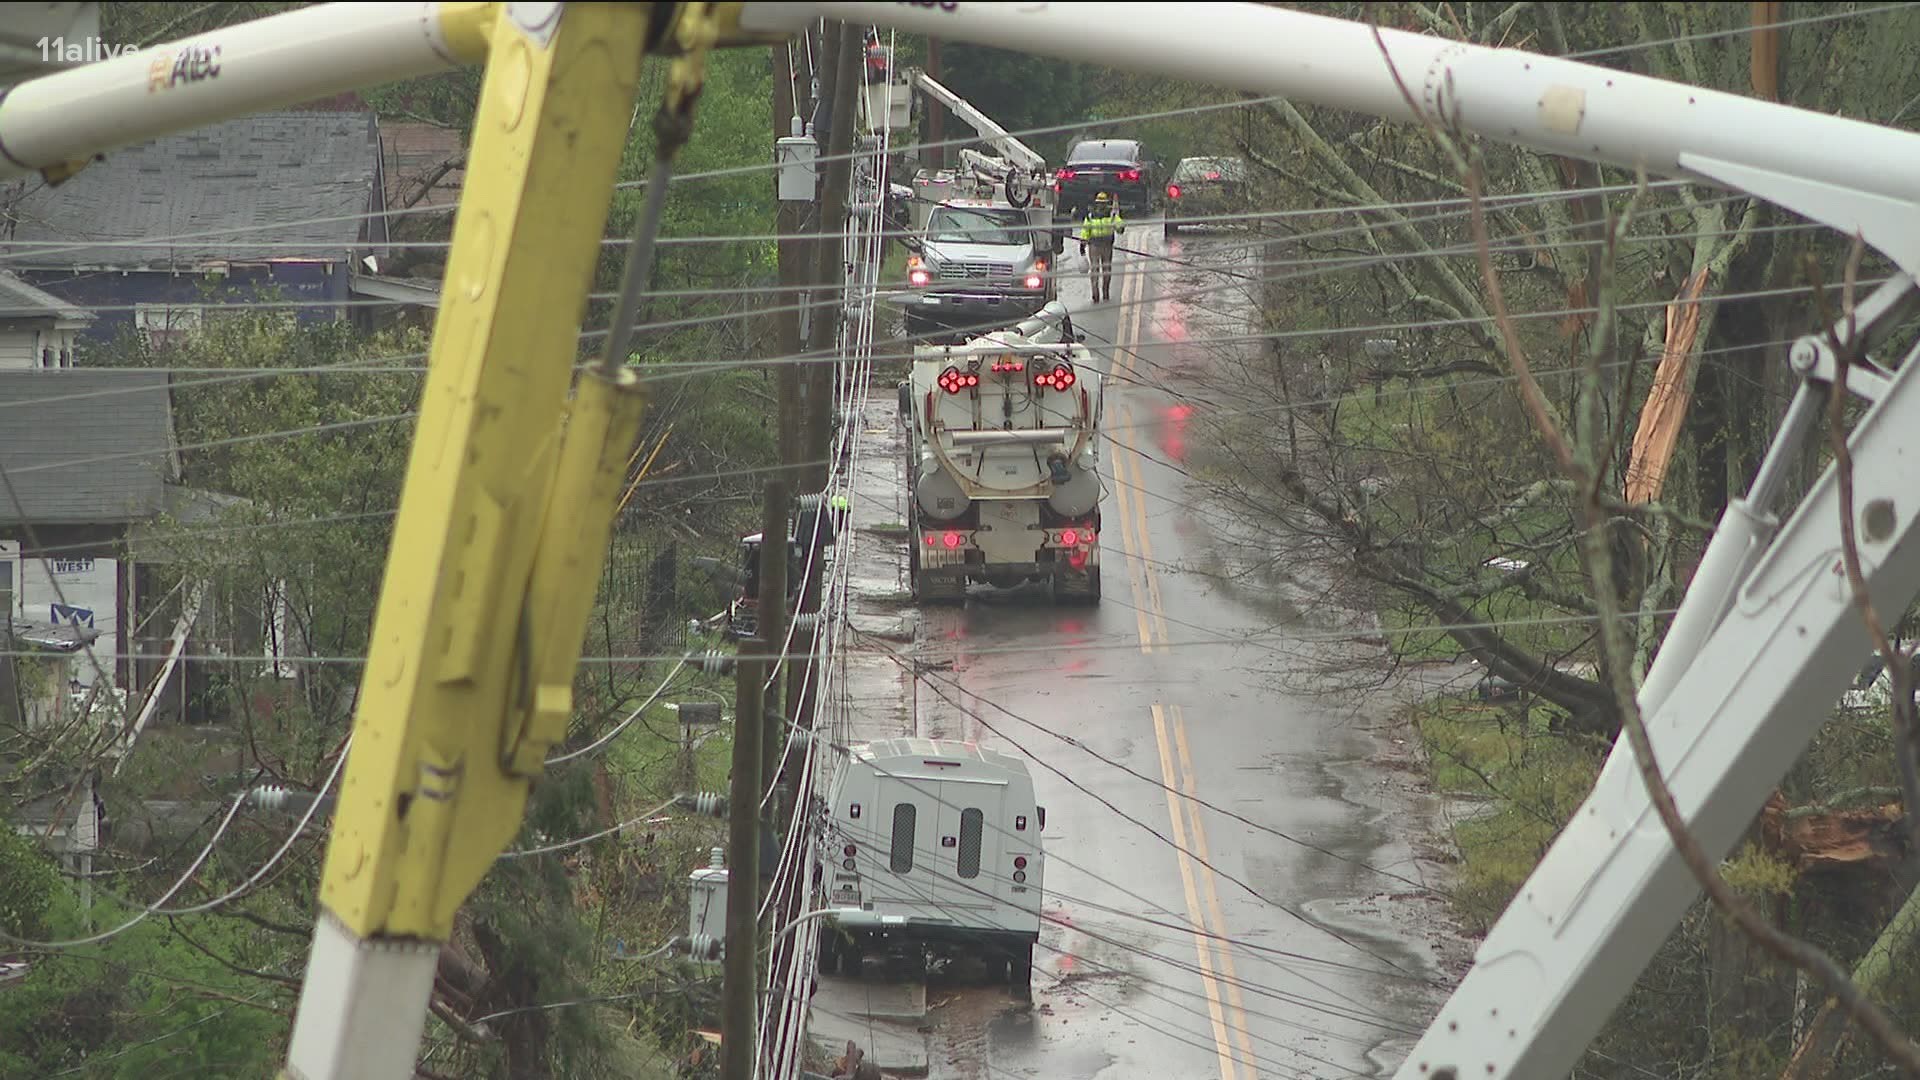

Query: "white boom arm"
(909, 68), (1046, 175)
(0, 3), (487, 181)
(741, 3), (1920, 1078)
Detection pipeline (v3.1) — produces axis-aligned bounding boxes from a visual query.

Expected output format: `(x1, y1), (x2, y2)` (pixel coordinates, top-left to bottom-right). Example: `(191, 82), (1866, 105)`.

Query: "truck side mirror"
(1037, 806), (1047, 831)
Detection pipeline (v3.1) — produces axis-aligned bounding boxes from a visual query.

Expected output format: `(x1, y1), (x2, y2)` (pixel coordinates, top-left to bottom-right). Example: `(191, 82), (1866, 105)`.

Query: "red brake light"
(1061, 529), (1078, 545)
(1055, 168), (1076, 181)
(1014, 856), (1028, 870)
(924, 534), (935, 546)
(937, 367), (978, 394)
(1167, 183), (1181, 199)
(942, 531), (962, 549)
(1119, 169), (1141, 182)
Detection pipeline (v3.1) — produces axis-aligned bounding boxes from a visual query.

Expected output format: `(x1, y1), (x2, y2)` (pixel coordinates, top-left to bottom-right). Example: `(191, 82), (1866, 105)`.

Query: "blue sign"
(49, 604), (95, 628)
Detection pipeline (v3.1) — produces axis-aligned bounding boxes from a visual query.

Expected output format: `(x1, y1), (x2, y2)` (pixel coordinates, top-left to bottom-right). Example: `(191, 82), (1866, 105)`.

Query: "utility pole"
(785, 19), (860, 830)
(773, 42), (808, 471)
(805, 20), (860, 489)
(721, 635), (767, 1080)
(757, 480), (790, 816)
(925, 37), (943, 169)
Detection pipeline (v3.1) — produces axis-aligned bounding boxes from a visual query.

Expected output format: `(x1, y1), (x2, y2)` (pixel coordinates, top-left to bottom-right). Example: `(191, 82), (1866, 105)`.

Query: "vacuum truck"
(897, 302), (1105, 605)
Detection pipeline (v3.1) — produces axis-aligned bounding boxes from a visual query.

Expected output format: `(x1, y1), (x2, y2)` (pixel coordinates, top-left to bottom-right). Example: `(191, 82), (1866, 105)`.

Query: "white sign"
(15, 552), (117, 688)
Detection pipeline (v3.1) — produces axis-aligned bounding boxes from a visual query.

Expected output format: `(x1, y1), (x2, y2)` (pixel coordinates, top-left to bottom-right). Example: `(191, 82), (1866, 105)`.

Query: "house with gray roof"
(0, 111), (389, 345)
(0, 368), (177, 693)
(0, 271), (92, 368)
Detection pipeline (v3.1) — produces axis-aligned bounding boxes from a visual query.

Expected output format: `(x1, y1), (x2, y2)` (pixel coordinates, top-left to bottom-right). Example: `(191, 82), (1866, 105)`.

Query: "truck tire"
(1009, 942), (1034, 997)
(897, 379), (911, 419)
(1053, 566), (1101, 606)
(1164, 220), (1179, 238)
(818, 925), (841, 976)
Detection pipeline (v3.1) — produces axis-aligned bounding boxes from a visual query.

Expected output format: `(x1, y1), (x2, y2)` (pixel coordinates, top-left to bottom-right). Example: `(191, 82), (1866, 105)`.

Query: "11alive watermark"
(37, 36), (223, 91)
(38, 36), (149, 63)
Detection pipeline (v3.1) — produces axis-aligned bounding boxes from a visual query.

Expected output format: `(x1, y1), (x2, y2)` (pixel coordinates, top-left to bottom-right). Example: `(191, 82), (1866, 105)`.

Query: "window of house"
(135, 304), (203, 345)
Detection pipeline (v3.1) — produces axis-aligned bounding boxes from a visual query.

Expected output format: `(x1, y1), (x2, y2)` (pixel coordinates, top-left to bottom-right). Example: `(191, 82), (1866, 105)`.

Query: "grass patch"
(1415, 696), (1601, 934)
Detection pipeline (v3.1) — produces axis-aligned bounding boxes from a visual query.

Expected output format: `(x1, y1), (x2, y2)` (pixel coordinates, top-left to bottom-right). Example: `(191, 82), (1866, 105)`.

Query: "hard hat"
(1094, 191), (1112, 203)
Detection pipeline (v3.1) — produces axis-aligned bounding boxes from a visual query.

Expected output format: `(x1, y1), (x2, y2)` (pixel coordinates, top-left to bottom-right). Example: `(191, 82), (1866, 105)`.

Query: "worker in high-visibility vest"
(1078, 190), (1125, 303)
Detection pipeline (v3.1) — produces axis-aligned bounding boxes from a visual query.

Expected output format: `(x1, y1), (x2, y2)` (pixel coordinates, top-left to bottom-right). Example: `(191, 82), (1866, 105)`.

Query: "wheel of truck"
(1009, 943), (1034, 997)
(1082, 566), (1102, 605)
(897, 379), (910, 419)
(817, 925), (841, 976)
(1051, 228), (1066, 256)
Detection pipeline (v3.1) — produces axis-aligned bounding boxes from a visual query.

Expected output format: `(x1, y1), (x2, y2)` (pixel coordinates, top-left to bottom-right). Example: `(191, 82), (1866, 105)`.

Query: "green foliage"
(0, 896), (286, 1077)
(1719, 843), (1798, 901)
(0, 816), (60, 939)
(1415, 698), (1600, 933)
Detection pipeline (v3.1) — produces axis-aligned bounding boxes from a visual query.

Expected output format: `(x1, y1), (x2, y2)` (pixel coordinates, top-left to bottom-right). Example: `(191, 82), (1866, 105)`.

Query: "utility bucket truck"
(815, 738), (1045, 995)
(898, 301), (1104, 605)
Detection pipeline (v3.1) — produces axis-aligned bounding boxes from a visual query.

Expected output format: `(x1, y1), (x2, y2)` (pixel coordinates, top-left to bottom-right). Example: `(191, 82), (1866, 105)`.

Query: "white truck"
(898, 301), (1105, 605)
(815, 738), (1046, 994)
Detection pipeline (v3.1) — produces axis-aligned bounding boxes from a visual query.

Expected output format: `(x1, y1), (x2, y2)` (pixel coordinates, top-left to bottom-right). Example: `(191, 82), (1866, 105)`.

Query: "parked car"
(1052, 138), (1157, 224)
(1163, 155), (1251, 236)
(902, 198), (1055, 343)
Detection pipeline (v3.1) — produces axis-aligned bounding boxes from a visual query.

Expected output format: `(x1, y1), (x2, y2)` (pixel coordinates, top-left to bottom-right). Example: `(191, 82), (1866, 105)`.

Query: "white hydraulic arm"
(909, 68), (1046, 175)
(740, 3), (1920, 1078)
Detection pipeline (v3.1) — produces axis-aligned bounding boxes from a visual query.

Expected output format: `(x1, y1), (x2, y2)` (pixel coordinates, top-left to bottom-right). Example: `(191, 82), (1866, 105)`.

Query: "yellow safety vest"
(1080, 210), (1124, 242)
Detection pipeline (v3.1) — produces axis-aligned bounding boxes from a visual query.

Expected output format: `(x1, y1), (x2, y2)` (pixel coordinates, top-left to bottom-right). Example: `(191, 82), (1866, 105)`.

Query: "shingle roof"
(0, 370), (173, 524)
(381, 122), (466, 211)
(0, 271), (90, 321)
(1, 112), (380, 270)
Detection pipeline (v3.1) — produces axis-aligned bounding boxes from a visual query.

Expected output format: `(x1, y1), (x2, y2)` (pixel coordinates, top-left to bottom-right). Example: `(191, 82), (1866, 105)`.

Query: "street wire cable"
(548, 658), (691, 766)
(0, 604), (1688, 669)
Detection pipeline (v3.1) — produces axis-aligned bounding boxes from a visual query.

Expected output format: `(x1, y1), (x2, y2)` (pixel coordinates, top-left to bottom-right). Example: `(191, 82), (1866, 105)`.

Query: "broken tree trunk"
(1779, 879), (1920, 1078)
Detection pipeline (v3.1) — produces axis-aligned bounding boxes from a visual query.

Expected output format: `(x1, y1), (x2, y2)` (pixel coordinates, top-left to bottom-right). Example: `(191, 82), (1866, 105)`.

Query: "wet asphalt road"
(825, 227), (1468, 1080)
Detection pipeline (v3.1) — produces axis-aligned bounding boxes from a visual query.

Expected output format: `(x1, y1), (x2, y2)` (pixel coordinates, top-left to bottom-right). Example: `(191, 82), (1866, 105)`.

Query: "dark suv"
(1053, 139), (1156, 221)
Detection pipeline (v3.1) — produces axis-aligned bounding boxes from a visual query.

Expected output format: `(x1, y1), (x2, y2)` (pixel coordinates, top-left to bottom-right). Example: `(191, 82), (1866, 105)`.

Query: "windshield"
(927, 207), (1032, 245)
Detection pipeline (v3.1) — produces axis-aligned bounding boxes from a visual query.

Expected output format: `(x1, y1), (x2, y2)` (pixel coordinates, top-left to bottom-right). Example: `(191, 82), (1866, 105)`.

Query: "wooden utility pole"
(1751, 1), (1782, 102)
(926, 37), (944, 169)
(757, 480), (790, 815)
(720, 635), (767, 1080)
(804, 21), (861, 493)
(774, 42), (808, 471)
(781, 23), (862, 824)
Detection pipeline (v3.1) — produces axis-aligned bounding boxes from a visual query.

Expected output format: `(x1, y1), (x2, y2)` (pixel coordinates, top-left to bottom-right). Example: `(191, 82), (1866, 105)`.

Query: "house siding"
(22, 263), (345, 346)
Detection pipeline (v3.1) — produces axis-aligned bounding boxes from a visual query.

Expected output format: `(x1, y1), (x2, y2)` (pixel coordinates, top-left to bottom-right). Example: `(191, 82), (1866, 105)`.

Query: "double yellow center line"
(1103, 255), (1260, 1079)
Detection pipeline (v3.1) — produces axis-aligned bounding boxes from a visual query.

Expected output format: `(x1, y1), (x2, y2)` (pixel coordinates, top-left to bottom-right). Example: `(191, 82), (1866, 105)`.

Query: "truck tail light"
(1014, 856), (1027, 870)
(1035, 365), (1077, 391)
(1119, 169), (1141, 182)
(1060, 529), (1078, 546)
(909, 268), (931, 286)
(937, 367), (978, 394)
(1024, 272), (1044, 290)
(1167, 183), (1182, 199)
(1055, 168), (1076, 181)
